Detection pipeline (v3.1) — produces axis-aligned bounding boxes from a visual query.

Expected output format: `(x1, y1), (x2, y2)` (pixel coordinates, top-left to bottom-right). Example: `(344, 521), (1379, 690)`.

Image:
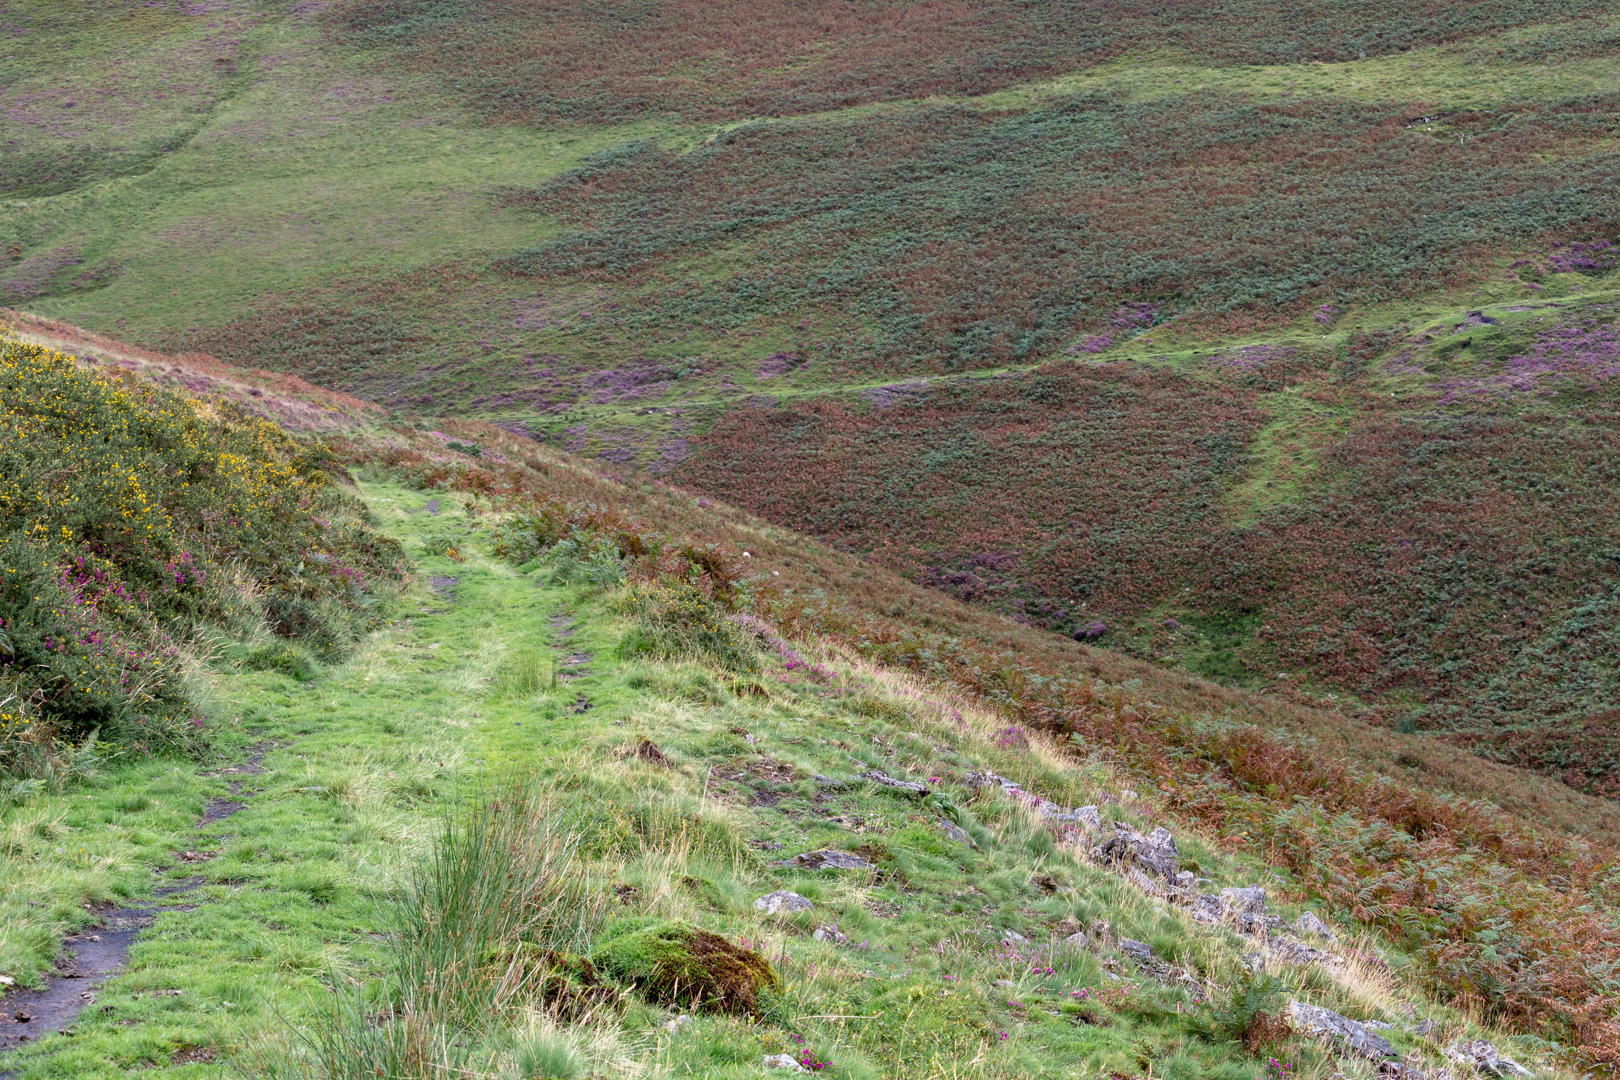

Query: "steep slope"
(2, 330), (1618, 1077)
(3, 2), (1618, 785)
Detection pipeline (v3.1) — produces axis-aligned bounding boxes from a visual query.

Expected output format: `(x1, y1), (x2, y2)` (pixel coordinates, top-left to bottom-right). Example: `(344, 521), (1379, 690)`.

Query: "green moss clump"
(591, 919), (777, 1014)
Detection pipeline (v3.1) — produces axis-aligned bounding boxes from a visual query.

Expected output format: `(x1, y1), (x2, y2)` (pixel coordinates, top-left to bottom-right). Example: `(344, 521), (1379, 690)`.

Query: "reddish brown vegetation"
(332, 0), (1615, 123)
(334, 418), (1620, 1063)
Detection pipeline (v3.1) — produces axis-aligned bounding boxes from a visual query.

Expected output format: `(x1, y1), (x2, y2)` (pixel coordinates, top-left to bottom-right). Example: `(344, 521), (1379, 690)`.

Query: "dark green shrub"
(615, 583), (759, 672)
(241, 643), (317, 682)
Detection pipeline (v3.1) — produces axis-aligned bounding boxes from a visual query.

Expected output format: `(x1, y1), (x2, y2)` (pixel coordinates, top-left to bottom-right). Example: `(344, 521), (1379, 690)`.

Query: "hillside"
(3, 0), (1618, 791)
(3, 331), (1620, 1080)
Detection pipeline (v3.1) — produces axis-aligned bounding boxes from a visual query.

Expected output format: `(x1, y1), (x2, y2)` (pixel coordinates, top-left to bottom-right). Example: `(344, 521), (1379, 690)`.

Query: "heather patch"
(329, 0), (1616, 123)
(498, 92), (1620, 378)
(1439, 310), (1620, 401)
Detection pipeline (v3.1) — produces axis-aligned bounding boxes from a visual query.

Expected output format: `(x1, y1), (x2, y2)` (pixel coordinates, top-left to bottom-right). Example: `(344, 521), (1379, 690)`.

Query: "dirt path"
(0, 742), (274, 1067)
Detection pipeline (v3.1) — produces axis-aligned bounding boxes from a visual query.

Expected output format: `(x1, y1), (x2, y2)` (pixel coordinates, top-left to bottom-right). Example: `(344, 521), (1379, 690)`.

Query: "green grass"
(0, 477), (1554, 1077)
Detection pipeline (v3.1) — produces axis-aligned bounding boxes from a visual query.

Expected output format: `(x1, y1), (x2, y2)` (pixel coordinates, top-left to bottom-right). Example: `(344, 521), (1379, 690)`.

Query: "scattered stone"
(1443, 1040), (1531, 1077)
(811, 775), (846, 789)
(754, 891), (814, 915)
(1242, 952), (1267, 973)
(1220, 886), (1268, 913)
(1289, 1000), (1395, 1060)
(1116, 939), (1156, 967)
(1190, 893), (1224, 924)
(1268, 935), (1339, 967)
(1295, 911), (1337, 941)
(1174, 870), (1197, 890)
(961, 770), (1021, 790)
(777, 850), (873, 871)
(1074, 805), (1103, 831)
(1000, 930), (1028, 946)
(763, 1053), (809, 1072)
(1417, 1019), (1438, 1037)
(858, 769), (930, 795)
(813, 923), (850, 945)
(1096, 822), (1180, 886)
(1233, 910), (1284, 937)
(939, 819), (974, 845)
(1125, 865), (1164, 896)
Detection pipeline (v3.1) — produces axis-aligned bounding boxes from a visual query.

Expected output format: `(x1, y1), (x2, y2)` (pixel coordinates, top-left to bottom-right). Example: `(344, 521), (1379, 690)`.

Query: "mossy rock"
(591, 919), (777, 1014)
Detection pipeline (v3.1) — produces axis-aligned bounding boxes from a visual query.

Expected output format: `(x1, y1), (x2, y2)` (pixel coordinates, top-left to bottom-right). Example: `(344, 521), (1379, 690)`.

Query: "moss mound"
(591, 919), (777, 1014)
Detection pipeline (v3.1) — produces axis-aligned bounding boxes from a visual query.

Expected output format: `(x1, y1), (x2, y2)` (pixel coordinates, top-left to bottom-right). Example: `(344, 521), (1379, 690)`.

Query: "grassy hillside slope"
(3, 3), (1619, 786)
(4, 342), (1620, 1080)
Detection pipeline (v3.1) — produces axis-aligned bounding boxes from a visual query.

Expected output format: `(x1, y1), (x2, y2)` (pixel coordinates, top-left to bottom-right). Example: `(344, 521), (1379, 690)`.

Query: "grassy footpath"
(0, 477), (1552, 1078)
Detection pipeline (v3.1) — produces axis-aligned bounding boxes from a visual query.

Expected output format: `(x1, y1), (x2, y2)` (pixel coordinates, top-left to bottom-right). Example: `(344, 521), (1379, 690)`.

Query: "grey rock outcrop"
(1294, 911), (1336, 941)
(858, 769), (930, 794)
(1443, 1040), (1531, 1077)
(755, 890), (814, 914)
(1289, 1000), (1395, 1060)
(1220, 885), (1268, 913)
(776, 849), (873, 870)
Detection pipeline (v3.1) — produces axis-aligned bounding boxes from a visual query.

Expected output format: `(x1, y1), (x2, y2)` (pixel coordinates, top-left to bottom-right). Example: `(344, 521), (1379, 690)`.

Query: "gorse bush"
(0, 333), (404, 770)
(615, 582), (760, 673)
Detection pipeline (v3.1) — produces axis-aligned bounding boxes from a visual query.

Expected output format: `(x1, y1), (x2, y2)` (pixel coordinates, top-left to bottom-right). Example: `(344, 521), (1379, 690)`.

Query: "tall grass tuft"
(260, 779), (607, 1078)
(498, 648), (555, 697)
(392, 780), (605, 1031)
(516, 1032), (587, 1079)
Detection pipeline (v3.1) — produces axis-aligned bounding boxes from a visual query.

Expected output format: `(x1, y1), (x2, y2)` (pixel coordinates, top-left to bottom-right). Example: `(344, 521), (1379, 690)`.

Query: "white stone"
(754, 890), (814, 915)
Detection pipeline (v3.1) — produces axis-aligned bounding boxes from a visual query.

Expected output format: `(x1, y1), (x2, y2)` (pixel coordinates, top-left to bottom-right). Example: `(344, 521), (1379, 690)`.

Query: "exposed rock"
(1295, 911), (1337, 941)
(940, 819), (974, 845)
(1416, 1019), (1438, 1037)
(1000, 929), (1029, 946)
(1125, 864), (1164, 896)
(1289, 1000), (1395, 1060)
(1233, 910), (1284, 937)
(1116, 939), (1156, 967)
(1242, 952), (1267, 973)
(1443, 1040), (1531, 1077)
(754, 890), (814, 915)
(811, 774), (846, 789)
(777, 849), (873, 870)
(1075, 805), (1103, 832)
(1174, 870), (1197, 891)
(962, 770), (1021, 790)
(1268, 934), (1339, 967)
(1220, 886), (1269, 913)
(858, 769), (930, 795)
(1380, 1061), (1453, 1080)
(1096, 822), (1180, 886)
(812, 923), (850, 945)
(763, 1053), (809, 1071)
(1190, 893), (1224, 924)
